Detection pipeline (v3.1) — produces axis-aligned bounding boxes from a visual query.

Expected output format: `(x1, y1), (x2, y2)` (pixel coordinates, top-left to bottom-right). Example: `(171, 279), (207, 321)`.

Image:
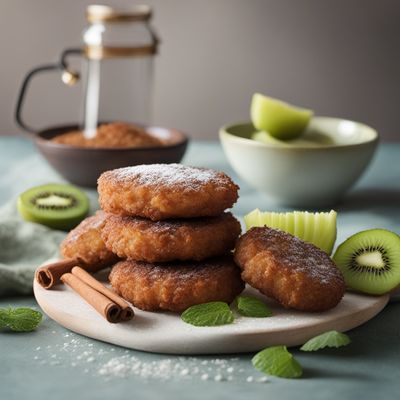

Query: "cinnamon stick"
(36, 258), (82, 289)
(36, 258), (107, 289)
(61, 273), (121, 323)
(71, 266), (134, 321)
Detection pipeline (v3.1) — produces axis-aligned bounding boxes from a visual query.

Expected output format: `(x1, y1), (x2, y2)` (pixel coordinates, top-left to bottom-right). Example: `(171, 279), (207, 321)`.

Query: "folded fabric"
(0, 201), (65, 296)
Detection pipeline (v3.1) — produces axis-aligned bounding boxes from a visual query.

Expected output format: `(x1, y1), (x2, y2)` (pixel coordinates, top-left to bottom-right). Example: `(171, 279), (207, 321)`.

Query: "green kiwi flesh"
(333, 229), (400, 295)
(17, 183), (89, 231)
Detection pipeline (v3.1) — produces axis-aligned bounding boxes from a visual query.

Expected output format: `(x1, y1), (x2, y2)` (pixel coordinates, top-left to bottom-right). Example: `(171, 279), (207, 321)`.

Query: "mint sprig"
(181, 302), (234, 327)
(236, 295), (272, 318)
(300, 330), (351, 351)
(252, 346), (302, 379)
(0, 307), (43, 332)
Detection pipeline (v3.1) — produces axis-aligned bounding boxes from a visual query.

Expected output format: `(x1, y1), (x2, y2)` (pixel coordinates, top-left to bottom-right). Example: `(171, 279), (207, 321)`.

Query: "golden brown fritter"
(60, 211), (118, 266)
(101, 212), (241, 262)
(234, 227), (345, 312)
(109, 257), (245, 312)
(98, 164), (239, 220)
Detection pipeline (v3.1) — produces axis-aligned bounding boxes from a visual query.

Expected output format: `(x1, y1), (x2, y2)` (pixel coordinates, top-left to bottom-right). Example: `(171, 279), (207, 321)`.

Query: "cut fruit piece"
(321, 211), (337, 257)
(332, 229), (400, 295)
(251, 131), (289, 146)
(251, 129), (335, 148)
(303, 211), (315, 244)
(244, 209), (337, 255)
(294, 211), (306, 243)
(17, 183), (89, 231)
(250, 93), (313, 140)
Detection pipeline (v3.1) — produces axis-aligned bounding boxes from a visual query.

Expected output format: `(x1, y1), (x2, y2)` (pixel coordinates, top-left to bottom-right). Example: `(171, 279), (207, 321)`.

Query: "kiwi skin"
(333, 229), (400, 295)
(17, 183), (89, 231)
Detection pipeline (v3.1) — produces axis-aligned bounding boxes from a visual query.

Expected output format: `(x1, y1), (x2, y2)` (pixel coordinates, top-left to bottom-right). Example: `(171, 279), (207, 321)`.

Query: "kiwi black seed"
(17, 183), (89, 231)
(333, 229), (400, 295)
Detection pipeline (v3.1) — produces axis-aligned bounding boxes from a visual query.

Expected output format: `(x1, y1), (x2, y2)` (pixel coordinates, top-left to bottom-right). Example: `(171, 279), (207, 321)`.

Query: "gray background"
(1, 0), (399, 140)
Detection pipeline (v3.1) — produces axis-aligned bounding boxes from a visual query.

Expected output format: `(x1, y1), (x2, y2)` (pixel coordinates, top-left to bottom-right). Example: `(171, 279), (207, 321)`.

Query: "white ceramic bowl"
(219, 117), (378, 207)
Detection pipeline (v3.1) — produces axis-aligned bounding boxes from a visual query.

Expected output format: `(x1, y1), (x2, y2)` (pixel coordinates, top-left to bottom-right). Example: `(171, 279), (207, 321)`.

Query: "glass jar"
(82, 4), (158, 137)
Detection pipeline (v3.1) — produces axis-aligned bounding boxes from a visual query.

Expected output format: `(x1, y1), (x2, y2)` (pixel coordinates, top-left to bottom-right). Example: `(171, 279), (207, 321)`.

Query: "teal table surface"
(0, 136), (399, 400)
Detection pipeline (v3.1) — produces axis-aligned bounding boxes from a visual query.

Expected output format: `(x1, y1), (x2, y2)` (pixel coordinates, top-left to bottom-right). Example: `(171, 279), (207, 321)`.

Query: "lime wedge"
(251, 93), (313, 140)
(251, 131), (289, 146)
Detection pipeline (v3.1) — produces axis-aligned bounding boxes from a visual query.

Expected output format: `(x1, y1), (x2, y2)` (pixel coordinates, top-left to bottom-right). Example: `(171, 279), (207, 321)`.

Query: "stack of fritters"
(97, 164), (245, 312)
(60, 211), (119, 268)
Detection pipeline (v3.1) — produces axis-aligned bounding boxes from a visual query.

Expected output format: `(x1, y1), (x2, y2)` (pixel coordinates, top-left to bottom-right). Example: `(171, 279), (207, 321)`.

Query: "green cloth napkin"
(0, 201), (66, 296)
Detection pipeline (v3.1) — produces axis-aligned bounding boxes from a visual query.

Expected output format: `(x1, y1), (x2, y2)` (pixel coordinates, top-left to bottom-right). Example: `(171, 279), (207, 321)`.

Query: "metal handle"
(15, 48), (83, 133)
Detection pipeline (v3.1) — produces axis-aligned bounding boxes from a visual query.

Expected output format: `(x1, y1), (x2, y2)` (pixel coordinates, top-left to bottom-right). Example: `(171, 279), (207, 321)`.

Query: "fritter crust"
(101, 212), (241, 262)
(109, 257), (245, 312)
(97, 164), (239, 220)
(60, 211), (118, 266)
(234, 227), (345, 312)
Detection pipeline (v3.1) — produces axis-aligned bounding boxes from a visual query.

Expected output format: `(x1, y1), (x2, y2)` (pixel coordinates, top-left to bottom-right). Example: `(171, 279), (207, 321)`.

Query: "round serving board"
(34, 270), (389, 355)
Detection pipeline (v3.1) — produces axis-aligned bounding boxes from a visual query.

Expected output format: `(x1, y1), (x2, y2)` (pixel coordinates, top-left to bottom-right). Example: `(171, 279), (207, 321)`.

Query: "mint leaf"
(300, 330), (350, 351)
(236, 295), (272, 318)
(252, 346), (302, 379)
(0, 307), (42, 332)
(181, 302), (234, 327)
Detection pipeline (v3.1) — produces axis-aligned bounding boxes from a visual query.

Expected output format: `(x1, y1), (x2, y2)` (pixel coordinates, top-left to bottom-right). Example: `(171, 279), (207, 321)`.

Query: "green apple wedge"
(250, 93), (313, 140)
(244, 209), (337, 255)
(251, 131), (290, 146)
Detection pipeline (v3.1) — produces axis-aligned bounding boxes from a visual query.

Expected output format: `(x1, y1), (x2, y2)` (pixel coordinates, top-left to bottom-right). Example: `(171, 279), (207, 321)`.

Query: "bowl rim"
(220, 116), (379, 151)
(34, 124), (189, 152)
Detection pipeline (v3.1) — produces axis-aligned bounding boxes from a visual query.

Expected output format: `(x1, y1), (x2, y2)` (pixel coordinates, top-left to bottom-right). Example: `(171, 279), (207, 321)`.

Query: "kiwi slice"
(333, 229), (400, 295)
(244, 209), (337, 255)
(17, 183), (89, 231)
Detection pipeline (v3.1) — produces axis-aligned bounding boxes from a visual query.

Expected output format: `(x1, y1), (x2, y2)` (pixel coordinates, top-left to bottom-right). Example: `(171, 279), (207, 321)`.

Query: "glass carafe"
(15, 4), (159, 137)
(82, 4), (158, 137)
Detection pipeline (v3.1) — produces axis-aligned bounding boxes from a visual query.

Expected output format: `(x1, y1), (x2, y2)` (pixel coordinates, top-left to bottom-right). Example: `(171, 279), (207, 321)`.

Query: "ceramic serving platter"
(34, 271), (388, 355)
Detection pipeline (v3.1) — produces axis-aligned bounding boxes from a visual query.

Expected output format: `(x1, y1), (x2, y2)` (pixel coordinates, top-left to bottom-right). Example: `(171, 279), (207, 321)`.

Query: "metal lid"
(86, 4), (152, 23)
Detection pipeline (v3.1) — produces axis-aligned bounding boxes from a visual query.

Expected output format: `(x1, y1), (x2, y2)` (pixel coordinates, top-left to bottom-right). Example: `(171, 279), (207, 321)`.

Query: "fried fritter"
(101, 212), (241, 262)
(60, 211), (118, 266)
(109, 257), (245, 312)
(234, 227), (345, 312)
(97, 164), (239, 220)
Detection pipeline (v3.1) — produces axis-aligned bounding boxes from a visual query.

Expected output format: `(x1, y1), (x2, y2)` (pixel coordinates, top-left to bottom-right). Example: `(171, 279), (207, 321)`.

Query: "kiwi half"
(333, 229), (400, 295)
(244, 209), (337, 255)
(17, 183), (89, 231)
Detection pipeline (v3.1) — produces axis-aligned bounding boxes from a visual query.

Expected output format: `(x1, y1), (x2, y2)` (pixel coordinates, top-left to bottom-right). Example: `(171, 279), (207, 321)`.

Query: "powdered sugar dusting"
(33, 331), (268, 383)
(106, 164), (235, 191)
(243, 227), (344, 285)
(97, 355), (251, 382)
(63, 211), (108, 245)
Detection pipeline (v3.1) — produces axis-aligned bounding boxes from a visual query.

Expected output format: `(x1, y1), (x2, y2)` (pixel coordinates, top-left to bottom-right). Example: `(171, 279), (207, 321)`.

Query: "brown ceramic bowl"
(33, 124), (189, 187)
